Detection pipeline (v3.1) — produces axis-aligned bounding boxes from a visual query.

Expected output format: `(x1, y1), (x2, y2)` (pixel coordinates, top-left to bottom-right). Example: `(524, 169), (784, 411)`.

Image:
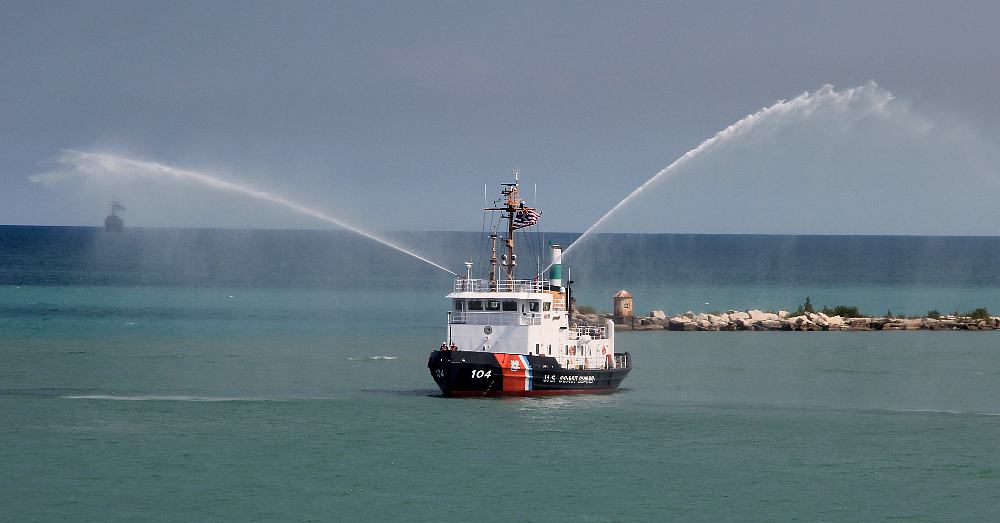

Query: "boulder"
(938, 320), (959, 329)
(922, 318), (942, 330)
(848, 317), (872, 329)
(778, 310), (789, 318)
(760, 319), (785, 330)
(748, 310), (767, 321)
(651, 310), (667, 320)
(668, 317), (692, 331)
(797, 320), (821, 331)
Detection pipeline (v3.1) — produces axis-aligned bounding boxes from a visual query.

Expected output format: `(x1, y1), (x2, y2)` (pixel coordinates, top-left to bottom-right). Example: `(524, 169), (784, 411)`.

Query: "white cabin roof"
(447, 291), (553, 300)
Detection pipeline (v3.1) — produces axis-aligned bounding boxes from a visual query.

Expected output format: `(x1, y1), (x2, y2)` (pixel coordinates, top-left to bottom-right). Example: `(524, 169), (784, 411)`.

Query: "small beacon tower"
(613, 289), (634, 325)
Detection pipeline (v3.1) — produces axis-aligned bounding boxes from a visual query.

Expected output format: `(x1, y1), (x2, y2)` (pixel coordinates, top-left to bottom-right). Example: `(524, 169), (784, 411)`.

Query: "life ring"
(601, 346), (607, 355)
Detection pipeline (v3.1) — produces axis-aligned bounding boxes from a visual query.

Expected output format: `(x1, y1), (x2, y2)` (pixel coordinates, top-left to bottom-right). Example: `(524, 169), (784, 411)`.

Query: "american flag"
(512, 208), (541, 229)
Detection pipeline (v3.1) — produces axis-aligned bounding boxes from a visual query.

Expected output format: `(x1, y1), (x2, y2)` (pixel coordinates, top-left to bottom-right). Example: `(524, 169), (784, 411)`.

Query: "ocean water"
(3, 226), (1000, 521)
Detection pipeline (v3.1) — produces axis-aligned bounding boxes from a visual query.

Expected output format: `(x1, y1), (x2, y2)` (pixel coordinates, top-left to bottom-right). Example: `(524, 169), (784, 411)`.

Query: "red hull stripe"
(493, 353), (532, 392)
(448, 388), (615, 398)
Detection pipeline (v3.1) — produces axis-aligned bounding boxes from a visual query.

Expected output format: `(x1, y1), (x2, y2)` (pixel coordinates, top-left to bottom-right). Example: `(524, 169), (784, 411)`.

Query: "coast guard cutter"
(428, 172), (631, 396)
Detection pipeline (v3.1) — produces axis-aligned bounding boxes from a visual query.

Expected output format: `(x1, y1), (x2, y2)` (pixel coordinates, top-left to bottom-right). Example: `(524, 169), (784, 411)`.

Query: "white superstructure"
(429, 172), (631, 397)
(439, 171), (620, 370)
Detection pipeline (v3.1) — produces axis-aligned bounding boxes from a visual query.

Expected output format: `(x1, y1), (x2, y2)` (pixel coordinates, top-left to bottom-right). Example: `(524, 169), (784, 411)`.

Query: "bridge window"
(529, 301), (540, 313)
(502, 300), (517, 312)
(468, 300), (483, 311)
(543, 302), (551, 311)
(486, 300), (501, 311)
(453, 299), (463, 311)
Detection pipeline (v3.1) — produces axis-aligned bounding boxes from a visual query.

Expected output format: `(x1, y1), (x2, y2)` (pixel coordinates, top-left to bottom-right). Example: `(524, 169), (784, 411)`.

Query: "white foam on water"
(894, 408), (1000, 417)
(62, 394), (274, 402)
(348, 356), (399, 361)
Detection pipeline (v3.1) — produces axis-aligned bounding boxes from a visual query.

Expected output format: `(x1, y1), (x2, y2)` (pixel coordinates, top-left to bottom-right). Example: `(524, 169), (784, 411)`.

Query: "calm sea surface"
(3, 226), (1000, 521)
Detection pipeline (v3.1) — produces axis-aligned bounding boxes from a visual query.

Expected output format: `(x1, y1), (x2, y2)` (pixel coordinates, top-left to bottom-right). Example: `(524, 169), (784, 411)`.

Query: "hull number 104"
(471, 369), (492, 379)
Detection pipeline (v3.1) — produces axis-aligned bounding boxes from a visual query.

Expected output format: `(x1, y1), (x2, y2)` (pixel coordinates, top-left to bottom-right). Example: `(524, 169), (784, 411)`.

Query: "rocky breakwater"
(574, 310), (1000, 332)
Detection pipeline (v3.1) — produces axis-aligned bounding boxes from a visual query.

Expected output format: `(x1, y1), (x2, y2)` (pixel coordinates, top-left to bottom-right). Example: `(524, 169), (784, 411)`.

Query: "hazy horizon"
(4, 1), (1000, 235)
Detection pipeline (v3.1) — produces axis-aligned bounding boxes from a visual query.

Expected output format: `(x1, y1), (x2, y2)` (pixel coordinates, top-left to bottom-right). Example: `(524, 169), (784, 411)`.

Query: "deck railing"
(450, 311), (543, 326)
(454, 278), (553, 293)
(574, 325), (608, 339)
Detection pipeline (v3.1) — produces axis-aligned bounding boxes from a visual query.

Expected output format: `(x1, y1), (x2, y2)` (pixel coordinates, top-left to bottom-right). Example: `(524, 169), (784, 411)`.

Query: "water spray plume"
(558, 83), (894, 264)
(48, 150), (457, 275)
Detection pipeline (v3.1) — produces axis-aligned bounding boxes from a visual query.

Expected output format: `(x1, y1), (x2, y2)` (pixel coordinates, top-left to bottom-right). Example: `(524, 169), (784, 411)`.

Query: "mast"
(505, 170), (518, 281)
(485, 170), (539, 283)
(489, 233), (498, 288)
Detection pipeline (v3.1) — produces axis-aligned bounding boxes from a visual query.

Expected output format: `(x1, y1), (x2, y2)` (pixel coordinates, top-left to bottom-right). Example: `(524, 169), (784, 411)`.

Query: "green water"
(4, 286), (1000, 521)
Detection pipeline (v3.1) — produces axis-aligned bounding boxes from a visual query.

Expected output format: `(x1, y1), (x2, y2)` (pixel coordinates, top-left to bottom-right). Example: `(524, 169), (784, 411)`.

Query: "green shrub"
(577, 305), (596, 315)
(926, 309), (941, 319)
(821, 305), (862, 318)
(967, 307), (991, 320)
(788, 296), (815, 317)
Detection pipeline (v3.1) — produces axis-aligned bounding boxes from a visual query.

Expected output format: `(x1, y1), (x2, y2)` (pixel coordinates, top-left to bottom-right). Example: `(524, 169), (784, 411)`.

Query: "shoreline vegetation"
(576, 298), (999, 332)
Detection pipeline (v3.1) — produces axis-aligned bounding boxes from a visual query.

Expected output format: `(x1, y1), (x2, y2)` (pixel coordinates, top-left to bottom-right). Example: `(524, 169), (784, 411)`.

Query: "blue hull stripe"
(519, 355), (532, 391)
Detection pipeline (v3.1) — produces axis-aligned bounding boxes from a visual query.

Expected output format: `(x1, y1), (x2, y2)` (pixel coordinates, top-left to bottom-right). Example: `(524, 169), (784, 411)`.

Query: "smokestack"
(549, 244), (562, 289)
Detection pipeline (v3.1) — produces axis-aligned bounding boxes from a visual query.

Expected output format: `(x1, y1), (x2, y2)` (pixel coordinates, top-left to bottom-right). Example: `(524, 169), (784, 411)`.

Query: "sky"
(3, 0), (1000, 234)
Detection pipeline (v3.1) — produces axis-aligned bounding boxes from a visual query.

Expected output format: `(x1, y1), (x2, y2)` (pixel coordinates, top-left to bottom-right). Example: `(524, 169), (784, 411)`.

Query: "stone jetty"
(574, 310), (1000, 332)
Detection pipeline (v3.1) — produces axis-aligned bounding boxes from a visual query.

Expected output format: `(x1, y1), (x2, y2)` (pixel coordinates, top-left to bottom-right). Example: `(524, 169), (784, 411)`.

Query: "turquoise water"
(3, 227), (1000, 520)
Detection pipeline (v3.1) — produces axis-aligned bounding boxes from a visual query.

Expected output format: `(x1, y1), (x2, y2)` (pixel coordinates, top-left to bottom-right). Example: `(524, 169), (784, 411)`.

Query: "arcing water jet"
(38, 150), (457, 275)
(559, 83), (895, 262)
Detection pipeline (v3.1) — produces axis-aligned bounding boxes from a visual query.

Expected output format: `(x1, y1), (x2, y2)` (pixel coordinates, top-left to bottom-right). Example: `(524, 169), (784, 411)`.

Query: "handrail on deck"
(450, 311), (542, 326)
(454, 278), (554, 293)
(573, 325), (608, 340)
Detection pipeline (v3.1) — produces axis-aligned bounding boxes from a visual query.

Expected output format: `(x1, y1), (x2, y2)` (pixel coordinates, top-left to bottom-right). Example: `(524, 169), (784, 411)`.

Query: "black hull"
(104, 215), (123, 232)
(428, 349), (631, 397)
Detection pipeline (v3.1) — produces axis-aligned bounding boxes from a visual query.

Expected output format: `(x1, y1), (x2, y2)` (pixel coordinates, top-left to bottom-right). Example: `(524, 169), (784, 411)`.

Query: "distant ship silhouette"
(104, 200), (125, 232)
